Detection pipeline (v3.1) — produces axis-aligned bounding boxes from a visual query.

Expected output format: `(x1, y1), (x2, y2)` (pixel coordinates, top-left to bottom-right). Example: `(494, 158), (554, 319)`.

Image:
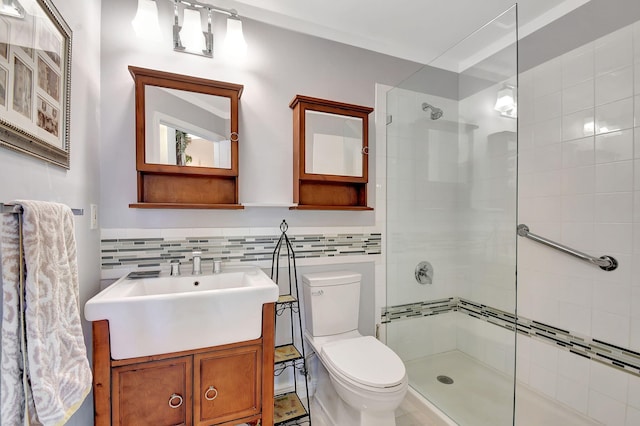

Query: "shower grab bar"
(517, 224), (618, 271)
(0, 202), (84, 216)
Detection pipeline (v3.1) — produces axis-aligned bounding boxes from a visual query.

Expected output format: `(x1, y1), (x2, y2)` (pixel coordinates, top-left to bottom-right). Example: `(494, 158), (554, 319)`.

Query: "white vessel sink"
(84, 265), (279, 360)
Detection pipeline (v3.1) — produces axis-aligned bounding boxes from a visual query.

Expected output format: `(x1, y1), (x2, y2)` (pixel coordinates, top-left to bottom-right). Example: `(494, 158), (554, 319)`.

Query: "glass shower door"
(384, 6), (518, 425)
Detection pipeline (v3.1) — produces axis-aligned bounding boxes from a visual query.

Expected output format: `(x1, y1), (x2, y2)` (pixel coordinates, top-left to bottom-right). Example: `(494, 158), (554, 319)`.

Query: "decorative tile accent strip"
(383, 297), (640, 377)
(101, 232), (381, 272)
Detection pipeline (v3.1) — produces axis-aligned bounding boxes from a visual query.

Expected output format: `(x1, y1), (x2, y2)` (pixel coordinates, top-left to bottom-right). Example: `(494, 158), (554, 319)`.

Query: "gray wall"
(99, 0), (422, 229)
(0, 0), (102, 424)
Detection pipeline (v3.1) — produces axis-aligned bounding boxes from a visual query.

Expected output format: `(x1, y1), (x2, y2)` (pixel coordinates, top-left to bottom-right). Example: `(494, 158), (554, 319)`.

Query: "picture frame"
(0, 0), (72, 169)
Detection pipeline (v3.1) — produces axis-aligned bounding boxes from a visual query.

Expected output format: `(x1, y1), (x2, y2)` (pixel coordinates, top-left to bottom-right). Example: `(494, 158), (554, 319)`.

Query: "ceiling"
(210, 0), (591, 65)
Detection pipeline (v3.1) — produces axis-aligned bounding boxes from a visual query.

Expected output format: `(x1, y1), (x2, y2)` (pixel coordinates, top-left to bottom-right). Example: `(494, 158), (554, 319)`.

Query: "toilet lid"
(321, 336), (406, 388)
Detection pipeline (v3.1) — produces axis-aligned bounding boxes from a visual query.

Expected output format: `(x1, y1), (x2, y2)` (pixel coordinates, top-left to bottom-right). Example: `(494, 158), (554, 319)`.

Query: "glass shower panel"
(385, 6), (517, 425)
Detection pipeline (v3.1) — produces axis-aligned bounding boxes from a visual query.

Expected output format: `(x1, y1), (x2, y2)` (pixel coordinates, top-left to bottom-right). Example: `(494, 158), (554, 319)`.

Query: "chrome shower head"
(422, 102), (443, 120)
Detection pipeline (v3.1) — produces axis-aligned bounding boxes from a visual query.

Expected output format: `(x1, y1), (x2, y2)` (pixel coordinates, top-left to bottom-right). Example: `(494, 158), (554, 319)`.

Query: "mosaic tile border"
(101, 232), (381, 273)
(383, 298), (640, 377)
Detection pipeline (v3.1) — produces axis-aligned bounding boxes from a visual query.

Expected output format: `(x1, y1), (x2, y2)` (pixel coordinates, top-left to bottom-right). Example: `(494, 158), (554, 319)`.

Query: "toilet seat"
(321, 336), (406, 389)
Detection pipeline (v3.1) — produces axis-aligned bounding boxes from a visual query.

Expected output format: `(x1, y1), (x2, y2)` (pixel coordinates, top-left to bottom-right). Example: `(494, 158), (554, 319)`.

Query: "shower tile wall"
(517, 20), (640, 425)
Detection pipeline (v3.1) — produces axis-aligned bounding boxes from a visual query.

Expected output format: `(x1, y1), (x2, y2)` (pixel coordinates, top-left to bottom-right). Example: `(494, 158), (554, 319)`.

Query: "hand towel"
(1, 201), (92, 426)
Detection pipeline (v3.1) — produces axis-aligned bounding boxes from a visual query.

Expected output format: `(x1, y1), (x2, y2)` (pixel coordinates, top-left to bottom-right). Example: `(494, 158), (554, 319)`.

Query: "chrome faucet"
(192, 250), (202, 275)
(170, 259), (181, 276)
(213, 260), (222, 274)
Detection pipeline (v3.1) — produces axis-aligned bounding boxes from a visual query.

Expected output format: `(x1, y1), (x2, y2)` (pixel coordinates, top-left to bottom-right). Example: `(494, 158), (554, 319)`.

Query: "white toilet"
(302, 271), (408, 426)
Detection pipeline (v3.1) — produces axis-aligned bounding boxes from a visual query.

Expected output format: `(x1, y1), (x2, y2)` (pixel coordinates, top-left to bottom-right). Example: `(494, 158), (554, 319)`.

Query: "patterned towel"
(1, 201), (92, 426)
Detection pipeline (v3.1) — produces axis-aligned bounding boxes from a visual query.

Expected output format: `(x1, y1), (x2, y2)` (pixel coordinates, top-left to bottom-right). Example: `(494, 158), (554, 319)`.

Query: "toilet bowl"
(302, 272), (408, 426)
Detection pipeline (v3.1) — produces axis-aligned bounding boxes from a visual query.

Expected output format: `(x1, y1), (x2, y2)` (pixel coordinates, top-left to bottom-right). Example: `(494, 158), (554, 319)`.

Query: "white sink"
(84, 265), (279, 360)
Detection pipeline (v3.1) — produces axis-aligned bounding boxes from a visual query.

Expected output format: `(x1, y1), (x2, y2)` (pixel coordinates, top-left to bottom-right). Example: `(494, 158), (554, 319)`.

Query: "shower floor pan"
(405, 350), (601, 426)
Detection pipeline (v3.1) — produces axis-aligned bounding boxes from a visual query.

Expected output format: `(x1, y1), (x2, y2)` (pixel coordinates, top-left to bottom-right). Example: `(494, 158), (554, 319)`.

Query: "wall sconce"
(0, 0), (25, 18)
(494, 85), (517, 118)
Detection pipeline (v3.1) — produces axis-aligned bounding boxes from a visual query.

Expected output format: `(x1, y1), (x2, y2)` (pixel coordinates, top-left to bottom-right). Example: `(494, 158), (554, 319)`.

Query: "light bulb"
(131, 0), (161, 41)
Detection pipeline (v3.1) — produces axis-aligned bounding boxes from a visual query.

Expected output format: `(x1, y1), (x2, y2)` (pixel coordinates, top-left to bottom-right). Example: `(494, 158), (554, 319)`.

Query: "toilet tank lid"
(302, 271), (361, 286)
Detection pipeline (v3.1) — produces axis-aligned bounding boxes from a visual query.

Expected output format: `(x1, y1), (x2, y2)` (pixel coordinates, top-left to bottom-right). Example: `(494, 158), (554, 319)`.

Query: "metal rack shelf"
(274, 392), (309, 426)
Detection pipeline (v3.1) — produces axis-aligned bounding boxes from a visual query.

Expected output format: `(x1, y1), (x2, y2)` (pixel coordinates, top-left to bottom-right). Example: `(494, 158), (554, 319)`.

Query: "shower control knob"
(415, 261), (434, 285)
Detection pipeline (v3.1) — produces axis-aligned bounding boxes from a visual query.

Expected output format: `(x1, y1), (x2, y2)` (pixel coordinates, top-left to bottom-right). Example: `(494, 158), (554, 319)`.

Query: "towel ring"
(168, 393), (183, 409)
(204, 386), (218, 401)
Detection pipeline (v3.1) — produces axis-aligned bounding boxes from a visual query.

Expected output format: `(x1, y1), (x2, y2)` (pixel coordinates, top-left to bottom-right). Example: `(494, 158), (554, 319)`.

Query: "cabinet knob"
(204, 386), (218, 401)
(168, 393), (183, 409)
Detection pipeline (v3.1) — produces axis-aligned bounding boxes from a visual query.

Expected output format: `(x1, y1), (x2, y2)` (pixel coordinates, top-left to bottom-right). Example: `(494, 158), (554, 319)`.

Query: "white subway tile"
(595, 192), (633, 223)
(563, 79), (594, 115)
(630, 316), (640, 351)
(558, 301), (592, 335)
(590, 361), (630, 403)
(557, 350), (591, 386)
(556, 375), (590, 415)
(562, 43), (594, 88)
(529, 363), (558, 399)
(563, 108), (595, 141)
(592, 309), (630, 348)
(593, 281), (631, 316)
(534, 91), (562, 122)
(627, 406), (640, 426)
(562, 222), (595, 251)
(594, 223), (633, 253)
(533, 57), (563, 98)
(595, 26), (633, 76)
(595, 161), (633, 193)
(588, 389), (627, 426)
(562, 165), (595, 195)
(595, 129), (634, 163)
(562, 136), (595, 168)
(635, 95), (639, 127)
(596, 97), (635, 134)
(532, 117), (562, 146)
(628, 371), (640, 409)
(562, 194), (595, 222)
(595, 66), (634, 105)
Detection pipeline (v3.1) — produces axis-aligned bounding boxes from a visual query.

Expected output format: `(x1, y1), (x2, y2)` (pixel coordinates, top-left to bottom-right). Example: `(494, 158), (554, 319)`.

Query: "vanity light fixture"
(0, 0), (24, 18)
(173, 0), (245, 58)
(494, 84), (517, 118)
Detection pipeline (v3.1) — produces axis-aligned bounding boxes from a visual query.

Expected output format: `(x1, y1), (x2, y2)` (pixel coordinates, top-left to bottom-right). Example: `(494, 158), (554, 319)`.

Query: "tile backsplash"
(100, 228), (381, 279)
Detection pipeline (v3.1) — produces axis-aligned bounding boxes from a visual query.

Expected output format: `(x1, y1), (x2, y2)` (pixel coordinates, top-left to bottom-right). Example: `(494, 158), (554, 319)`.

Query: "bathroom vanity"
(91, 303), (275, 426)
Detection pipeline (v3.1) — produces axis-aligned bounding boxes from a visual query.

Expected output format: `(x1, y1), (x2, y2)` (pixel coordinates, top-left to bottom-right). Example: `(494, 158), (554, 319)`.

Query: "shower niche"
(289, 95), (374, 210)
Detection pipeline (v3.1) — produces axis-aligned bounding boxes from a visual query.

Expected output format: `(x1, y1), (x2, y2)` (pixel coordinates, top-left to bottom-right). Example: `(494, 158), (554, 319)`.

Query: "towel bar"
(0, 203), (84, 216)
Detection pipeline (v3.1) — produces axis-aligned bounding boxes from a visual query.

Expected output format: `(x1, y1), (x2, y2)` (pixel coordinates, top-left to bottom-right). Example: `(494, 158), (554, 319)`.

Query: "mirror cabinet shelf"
(289, 95), (374, 211)
(129, 66), (244, 209)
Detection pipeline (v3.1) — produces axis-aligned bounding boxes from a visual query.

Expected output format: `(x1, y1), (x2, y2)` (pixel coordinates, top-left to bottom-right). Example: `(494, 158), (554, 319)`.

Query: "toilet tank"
(302, 271), (361, 337)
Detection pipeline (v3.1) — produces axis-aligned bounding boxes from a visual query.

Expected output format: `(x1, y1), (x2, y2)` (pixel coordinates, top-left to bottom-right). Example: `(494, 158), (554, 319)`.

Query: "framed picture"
(0, 0), (71, 169)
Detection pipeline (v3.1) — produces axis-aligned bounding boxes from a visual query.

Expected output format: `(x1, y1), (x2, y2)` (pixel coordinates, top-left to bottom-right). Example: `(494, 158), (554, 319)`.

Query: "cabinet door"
(112, 357), (192, 426)
(194, 345), (262, 425)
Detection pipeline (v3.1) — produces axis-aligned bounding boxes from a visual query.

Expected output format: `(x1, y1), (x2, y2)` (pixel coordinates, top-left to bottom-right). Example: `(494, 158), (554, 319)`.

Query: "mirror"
(144, 86), (232, 169)
(290, 95), (373, 210)
(304, 110), (363, 177)
(129, 66), (244, 208)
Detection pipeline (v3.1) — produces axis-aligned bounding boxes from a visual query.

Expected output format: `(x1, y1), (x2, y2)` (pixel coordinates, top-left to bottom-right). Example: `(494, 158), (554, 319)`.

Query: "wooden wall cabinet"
(289, 95), (374, 210)
(92, 303), (275, 426)
(129, 66), (244, 209)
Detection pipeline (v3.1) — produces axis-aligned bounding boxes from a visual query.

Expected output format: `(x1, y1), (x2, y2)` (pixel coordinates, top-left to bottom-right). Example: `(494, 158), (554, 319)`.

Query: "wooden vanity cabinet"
(92, 303), (275, 426)
(194, 345), (262, 425)
(112, 357), (192, 426)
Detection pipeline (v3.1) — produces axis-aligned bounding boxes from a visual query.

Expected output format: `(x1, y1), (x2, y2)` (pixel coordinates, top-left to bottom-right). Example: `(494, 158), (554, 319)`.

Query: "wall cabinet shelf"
(92, 303), (275, 426)
(290, 95), (374, 211)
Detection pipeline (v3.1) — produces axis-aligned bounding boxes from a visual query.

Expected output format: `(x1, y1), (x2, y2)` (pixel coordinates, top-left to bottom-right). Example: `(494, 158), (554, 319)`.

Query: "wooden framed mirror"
(129, 66), (244, 209)
(290, 95), (373, 210)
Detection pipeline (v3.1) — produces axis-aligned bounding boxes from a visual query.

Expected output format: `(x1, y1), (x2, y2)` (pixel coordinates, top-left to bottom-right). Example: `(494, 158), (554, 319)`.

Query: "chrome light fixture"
(172, 0), (245, 58)
(494, 85), (517, 118)
(0, 0), (25, 18)
(131, 0), (246, 59)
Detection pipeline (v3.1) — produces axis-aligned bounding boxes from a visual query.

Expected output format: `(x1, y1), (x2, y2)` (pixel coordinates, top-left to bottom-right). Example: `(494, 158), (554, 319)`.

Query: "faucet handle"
(170, 259), (181, 276)
(213, 260), (222, 274)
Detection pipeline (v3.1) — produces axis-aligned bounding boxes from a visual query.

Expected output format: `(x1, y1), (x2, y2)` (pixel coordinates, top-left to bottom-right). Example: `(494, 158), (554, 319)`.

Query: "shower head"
(422, 102), (443, 120)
